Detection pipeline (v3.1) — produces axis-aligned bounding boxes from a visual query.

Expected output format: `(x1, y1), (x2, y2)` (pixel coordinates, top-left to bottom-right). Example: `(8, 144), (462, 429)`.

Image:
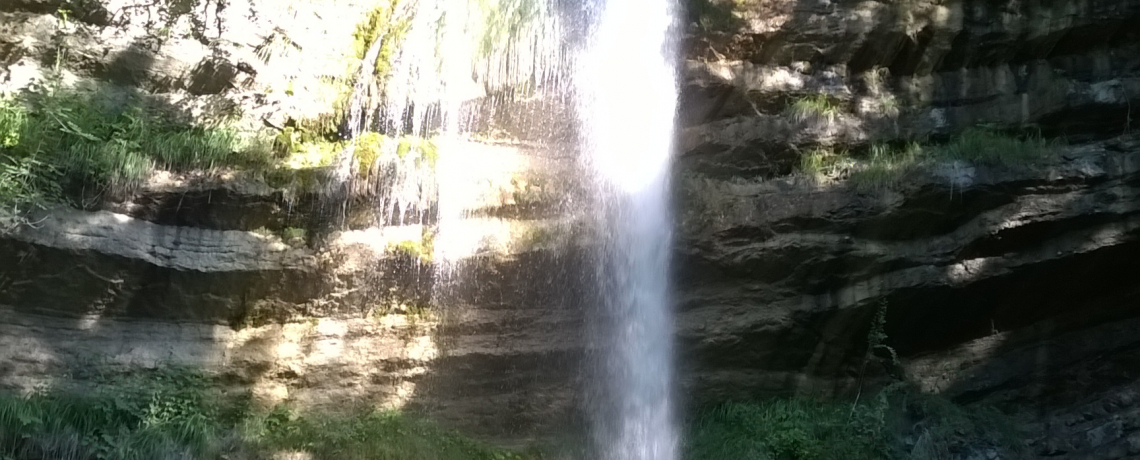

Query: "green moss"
(395, 136), (438, 167)
(516, 223), (557, 251)
(352, 2), (413, 80)
(387, 236), (433, 264)
(374, 16), (413, 79)
(352, 5), (389, 60)
(281, 1), (412, 143)
(263, 166), (327, 194)
(354, 134), (437, 179)
(351, 132), (383, 178)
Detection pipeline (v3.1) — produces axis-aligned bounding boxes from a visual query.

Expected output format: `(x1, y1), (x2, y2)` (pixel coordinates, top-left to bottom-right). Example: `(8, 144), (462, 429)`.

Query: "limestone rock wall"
(2, 0), (1140, 456)
(1, 0), (380, 132)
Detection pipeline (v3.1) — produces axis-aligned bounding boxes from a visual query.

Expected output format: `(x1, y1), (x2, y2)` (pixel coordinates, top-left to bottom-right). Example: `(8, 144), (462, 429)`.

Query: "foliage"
(0, 87), (269, 211)
(0, 368), (528, 460)
(686, 399), (889, 460)
(687, 301), (1023, 460)
(282, 227), (307, 242)
(0, 369), (231, 460)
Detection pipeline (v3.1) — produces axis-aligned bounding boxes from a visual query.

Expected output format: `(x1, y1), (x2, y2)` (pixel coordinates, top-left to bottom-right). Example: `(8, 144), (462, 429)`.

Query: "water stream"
(577, 0), (680, 457)
(341, 0), (680, 456)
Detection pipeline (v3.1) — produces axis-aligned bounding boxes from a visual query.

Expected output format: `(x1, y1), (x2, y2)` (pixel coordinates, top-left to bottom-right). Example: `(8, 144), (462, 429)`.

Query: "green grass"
(799, 129), (1060, 191)
(847, 142), (924, 191)
(935, 128), (1057, 166)
(799, 147), (851, 178)
(686, 399), (888, 460)
(787, 95), (845, 124)
(0, 366), (1024, 460)
(685, 389), (1024, 460)
(0, 87), (270, 212)
(0, 368), (528, 460)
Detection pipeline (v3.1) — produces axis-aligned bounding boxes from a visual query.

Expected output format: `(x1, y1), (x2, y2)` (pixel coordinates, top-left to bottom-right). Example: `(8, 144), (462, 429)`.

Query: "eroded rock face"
(0, 0), (381, 132)
(680, 0), (1140, 176)
(675, 137), (1140, 395)
(671, 0), (1140, 453)
(2, 0), (1140, 455)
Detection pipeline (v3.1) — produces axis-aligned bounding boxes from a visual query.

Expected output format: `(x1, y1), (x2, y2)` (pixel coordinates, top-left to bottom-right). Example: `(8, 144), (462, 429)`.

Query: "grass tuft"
(848, 142), (924, 191)
(787, 94), (845, 124)
(798, 129), (1060, 191)
(935, 128), (1057, 166)
(799, 147), (851, 178)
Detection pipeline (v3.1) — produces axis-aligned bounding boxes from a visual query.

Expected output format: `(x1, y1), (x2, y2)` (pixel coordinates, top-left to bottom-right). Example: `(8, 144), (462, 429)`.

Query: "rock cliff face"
(2, 0), (1140, 457)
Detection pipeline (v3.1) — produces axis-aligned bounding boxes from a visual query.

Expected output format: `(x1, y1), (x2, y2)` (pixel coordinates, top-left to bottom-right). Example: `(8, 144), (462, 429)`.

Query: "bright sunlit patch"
(575, 0), (681, 458)
(579, 0), (678, 194)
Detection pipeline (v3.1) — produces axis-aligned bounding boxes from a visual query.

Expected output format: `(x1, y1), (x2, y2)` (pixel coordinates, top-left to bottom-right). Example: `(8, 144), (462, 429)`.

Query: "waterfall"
(577, 0), (680, 458)
(342, 0), (679, 455)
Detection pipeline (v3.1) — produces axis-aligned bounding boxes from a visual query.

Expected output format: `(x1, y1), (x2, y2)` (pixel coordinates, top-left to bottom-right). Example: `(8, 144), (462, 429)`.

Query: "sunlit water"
(343, 0), (680, 456)
(577, 0), (680, 457)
